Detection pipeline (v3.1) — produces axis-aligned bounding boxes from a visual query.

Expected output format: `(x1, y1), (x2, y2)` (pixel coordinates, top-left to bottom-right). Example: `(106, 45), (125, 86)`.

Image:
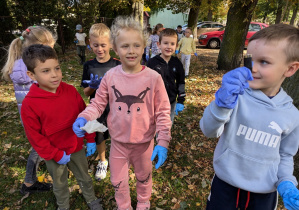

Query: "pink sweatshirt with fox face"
(78, 65), (172, 148)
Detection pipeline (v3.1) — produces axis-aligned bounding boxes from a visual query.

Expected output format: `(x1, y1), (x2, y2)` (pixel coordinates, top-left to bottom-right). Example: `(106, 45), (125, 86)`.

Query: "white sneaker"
(95, 160), (108, 180)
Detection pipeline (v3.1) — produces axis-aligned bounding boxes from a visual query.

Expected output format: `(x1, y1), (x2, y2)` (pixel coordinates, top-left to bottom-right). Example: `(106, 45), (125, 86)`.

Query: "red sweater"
(21, 82), (95, 162)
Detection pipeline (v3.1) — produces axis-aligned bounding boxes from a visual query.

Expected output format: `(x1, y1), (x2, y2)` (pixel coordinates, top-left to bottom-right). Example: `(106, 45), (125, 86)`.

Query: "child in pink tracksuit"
(73, 16), (172, 210)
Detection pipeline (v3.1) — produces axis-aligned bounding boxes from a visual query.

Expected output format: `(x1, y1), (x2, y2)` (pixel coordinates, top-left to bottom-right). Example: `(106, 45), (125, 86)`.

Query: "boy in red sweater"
(21, 44), (103, 210)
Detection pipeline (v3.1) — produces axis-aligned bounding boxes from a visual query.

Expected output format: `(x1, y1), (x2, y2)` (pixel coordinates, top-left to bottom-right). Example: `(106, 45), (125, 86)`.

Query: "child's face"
(184, 29), (191, 37)
(158, 36), (177, 60)
(157, 28), (164, 35)
(177, 27), (182, 32)
(89, 35), (111, 62)
(247, 39), (298, 96)
(113, 29), (144, 73)
(27, 59), (62, 93)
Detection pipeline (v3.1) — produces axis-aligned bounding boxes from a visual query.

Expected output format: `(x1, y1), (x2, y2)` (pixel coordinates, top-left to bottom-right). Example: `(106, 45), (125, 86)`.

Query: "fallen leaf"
(201, 179), (207, 188)
(171, 202), (180, 209)
(179, 171), (189, 177)
(158, 200), (167, 205)
(4, 143), (11, 149)
(37, 174), (45, 182)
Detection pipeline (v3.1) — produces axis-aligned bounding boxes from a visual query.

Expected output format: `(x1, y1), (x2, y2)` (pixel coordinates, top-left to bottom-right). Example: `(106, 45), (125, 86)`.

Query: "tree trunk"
(217, 0), (258, 71)
(275, 0), (283, 24)
(290, 3), (298, 26)
(282, 73), (299, 109)
(132, 0), (144, 28)
(281, 0), (289, 22)
(187, 0), (202, 41)
(282, 70), (299, 175)
(207, 0), (213, 21)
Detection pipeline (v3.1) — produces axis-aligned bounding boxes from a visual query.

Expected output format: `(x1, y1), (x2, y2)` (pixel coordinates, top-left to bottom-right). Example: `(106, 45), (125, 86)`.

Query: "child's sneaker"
(136, 201), (150, 210)
(95, 160), (108, 180)
(20, 181), (52, 195)
(88, 198), (103, 210)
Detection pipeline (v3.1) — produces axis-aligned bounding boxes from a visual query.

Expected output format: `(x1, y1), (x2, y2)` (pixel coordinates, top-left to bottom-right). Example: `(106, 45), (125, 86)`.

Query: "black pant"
(206, 174), (277, 210)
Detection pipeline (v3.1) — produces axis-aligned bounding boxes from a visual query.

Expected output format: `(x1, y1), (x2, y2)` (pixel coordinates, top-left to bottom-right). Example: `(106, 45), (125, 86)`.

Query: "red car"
(198, 22), (269, 49)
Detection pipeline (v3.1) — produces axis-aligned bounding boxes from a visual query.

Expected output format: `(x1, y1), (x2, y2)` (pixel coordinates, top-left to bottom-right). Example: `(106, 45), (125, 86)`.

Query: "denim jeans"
(24, 147), (42, 184)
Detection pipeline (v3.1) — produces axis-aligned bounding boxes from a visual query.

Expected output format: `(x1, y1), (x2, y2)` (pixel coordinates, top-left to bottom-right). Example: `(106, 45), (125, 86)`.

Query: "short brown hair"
(249, 24), (299, 63)
(89, 23), (110, 38)
(22, 44), (58, 73)
(159, 28), (178, 42)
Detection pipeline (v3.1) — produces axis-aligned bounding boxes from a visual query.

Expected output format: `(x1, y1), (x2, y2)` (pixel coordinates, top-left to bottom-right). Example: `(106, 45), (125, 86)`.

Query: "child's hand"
(57, 151), (71, 165)
(278, 181), (299, 210)
(72, 117), (87, 137)
(215, 67), (253, 109)
(86, 142), (96, 157)
(83, 73), (102, 89)
(175, 103), (184, 115)
(151, 145), (168, 169)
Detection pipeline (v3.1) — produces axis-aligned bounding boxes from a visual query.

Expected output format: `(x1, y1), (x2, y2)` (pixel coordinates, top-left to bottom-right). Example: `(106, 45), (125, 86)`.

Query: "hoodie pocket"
(214, 148), (278, 192)
(44, 118), (74, 136)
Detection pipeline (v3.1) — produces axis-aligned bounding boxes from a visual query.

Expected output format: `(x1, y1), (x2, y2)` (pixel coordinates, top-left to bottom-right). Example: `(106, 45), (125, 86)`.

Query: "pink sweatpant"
(109, 139), (154, 210)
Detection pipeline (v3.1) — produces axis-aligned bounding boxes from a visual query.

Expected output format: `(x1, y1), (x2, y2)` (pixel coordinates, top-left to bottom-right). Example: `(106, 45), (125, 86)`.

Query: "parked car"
(197, 22), (224, 36)
(198, 22), (269, 49)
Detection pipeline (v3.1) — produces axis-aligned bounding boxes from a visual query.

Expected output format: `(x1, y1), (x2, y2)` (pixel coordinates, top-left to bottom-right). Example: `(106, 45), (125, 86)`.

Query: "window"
(201, 24), (211, 28)
(213, 24), (223, 28)
(249, 24), (261, 31)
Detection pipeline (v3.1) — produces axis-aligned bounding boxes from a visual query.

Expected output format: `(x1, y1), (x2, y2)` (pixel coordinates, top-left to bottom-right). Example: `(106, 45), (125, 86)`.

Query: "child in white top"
(75, 24), (87, 65)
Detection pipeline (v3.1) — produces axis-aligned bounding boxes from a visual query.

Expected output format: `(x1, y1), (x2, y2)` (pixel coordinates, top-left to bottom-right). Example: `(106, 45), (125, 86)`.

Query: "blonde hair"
(110, 16), (149, 49)
(89, 23), (110, 38)
(1, 26), (57, 81)
(249, 24), (299, 63)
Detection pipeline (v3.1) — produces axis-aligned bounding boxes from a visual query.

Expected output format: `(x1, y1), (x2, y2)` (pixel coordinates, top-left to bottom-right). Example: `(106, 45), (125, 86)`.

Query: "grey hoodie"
(200, 88), (299, 193)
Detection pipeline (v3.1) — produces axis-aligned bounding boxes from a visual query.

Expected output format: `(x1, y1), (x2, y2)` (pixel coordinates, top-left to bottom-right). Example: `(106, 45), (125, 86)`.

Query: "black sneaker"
(20, 181), (53, 195)
(88, 198), (103, 210)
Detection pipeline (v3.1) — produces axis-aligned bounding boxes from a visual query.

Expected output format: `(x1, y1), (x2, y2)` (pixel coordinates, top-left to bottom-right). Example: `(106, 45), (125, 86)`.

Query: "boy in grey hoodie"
(200, 24), (299, 210)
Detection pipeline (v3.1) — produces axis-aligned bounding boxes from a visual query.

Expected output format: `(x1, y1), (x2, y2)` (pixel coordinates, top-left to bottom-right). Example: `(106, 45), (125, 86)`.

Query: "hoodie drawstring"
(236, 188), (250, 209)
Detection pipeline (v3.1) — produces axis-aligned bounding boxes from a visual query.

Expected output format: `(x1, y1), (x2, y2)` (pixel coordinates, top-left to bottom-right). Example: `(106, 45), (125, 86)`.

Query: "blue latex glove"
(151, 145), (168, 169)
(146, 55), (149, 61)
(175, 50), (179, 55)
(87, 44), (91, 50)
(86, 142), (96, 157)
(215, 67), (253, 109)
(74, 40), (78, 44)
(175, 103), (184, 115)
(57, 151), (71, 165)
(72, 117), (87, 137)
(83, 73), (102, 89)
(194, 53), (198, 56)
(278, 181), (299, 210)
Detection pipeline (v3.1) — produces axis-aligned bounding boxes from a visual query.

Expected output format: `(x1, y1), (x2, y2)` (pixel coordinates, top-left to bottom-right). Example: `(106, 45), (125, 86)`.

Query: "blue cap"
(76, 24), (82, 30)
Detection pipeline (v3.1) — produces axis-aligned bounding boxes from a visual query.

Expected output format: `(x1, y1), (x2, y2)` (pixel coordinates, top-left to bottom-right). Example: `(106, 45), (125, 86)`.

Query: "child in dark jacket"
(147, 28), (186, 123)
(21, 44), (103, 210)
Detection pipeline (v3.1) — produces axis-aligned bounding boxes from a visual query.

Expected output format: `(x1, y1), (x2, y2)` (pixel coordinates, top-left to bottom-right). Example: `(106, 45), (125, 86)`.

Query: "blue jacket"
(10, 59), (34, 116)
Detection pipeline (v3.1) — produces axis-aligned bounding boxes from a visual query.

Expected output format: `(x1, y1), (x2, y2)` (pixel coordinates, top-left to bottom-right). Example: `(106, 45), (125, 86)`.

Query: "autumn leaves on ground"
(0, 48), (285, 209)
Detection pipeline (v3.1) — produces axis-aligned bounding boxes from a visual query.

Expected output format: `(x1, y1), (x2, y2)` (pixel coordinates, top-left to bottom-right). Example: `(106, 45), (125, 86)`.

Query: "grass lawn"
(0, 47), (289, 209)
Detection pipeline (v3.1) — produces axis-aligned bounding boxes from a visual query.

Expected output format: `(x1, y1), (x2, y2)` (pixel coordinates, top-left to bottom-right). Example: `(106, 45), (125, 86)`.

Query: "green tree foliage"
(254, 0), (299, 24)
